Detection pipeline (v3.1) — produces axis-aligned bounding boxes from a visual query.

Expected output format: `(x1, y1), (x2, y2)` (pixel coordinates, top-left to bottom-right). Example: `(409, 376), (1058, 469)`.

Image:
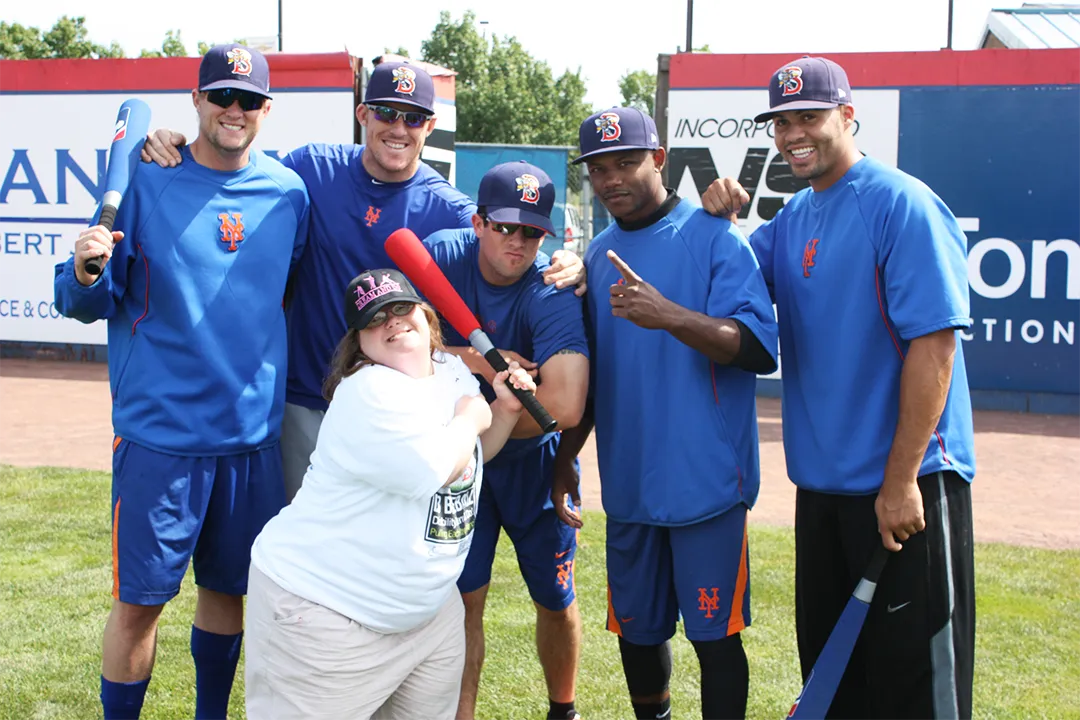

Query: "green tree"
(382, 46), (410, 58)
(420, 11), (592, 145)
(0, 16), (124, 59)
(618, 69), (656, 116)
(140, 29), (187, 58)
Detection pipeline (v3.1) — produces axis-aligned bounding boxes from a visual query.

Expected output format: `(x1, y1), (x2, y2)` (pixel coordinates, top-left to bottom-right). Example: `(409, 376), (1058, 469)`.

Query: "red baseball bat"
(385, 228), (557, 433)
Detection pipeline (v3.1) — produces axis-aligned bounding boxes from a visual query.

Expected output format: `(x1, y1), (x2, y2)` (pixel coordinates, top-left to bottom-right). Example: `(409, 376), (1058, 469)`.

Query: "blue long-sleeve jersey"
(54, 147), (310, 456)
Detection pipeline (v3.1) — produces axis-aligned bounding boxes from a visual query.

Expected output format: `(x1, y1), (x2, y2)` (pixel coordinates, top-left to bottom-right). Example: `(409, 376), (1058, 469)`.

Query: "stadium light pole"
(686, 0), (694, 53)
(278, 0), (283, 51)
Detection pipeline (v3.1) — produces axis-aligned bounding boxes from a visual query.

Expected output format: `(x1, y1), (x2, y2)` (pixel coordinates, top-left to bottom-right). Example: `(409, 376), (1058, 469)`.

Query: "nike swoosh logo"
(887, 601), (912, 613)
(555, 550), (570, 559)
(620, 617), (634, 623)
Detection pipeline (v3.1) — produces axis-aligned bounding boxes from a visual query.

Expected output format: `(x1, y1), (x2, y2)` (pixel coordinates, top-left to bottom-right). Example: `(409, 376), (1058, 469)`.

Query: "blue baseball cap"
(573, 107), (660, 164)
(478, 161), (556, 236)
(365, 61), (436, 114)
(198, 44), (272, 99)
(754, 56), (851, 123)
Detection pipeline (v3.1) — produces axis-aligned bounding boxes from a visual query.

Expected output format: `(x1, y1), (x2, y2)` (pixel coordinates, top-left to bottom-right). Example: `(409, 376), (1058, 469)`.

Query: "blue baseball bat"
(84, 98), (151, 276)
(787, 545), (890, 719)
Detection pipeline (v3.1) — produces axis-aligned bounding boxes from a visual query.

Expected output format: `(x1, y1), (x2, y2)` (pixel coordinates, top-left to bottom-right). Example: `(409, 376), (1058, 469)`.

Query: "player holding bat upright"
(419, 162), (589, 720)
(702, 56), (976, 719)
(551, 107), (778, 720)
(53, 45), (309, 720)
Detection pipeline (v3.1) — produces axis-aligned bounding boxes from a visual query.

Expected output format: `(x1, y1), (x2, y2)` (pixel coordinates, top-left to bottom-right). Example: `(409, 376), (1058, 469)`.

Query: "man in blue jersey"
(551, 107), (779, 720)
(142, 59), (586, 503)
(701, 56), (976, 719)
(423, 161), (589, 720)
(54, 45), (309, 720)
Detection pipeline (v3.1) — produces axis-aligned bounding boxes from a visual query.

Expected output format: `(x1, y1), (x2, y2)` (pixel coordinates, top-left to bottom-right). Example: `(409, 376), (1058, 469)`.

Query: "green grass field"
(2, 465), (1078, 719)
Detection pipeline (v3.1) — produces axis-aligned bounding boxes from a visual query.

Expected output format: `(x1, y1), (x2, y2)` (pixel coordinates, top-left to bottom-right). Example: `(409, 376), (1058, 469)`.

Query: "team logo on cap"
(392, 66), (417, 95)
(227, 48), (253, 77)
(778, 66), (803, 97)
(595, 112), (622, 142)
(516, 174), (541, 205)
(355, 273), (401, 310)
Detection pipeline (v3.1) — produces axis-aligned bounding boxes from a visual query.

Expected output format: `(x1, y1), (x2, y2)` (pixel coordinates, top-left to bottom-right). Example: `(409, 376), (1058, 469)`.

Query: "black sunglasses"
(206, 88), (267, 112)
(490, 221), (547, 241)
(367, 104), (431, 129)
(367, 301), (416, 329)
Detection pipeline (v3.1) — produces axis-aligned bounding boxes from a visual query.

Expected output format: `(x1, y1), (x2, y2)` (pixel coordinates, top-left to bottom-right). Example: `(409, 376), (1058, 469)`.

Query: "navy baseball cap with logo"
(198, 44), (272, 98)
(478, 161), (556, 236)
(754, 56), (851, 123)
(345, 268), (424, 331)
(573, 107), (660, 164)
(365, 61), (436, 115)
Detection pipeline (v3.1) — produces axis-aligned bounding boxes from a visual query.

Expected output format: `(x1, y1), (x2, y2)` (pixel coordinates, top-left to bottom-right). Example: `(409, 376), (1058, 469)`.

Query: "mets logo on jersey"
(218, 212), (244, 251)
(365, 206), (381, 227)
(516, 174), (541, 204)
(802, 238), (819, 278)
(226, 48), (253, 76)
(778, 65), (804, 96)
(595, 112), (622, 142)
(393, 66), (417, 95)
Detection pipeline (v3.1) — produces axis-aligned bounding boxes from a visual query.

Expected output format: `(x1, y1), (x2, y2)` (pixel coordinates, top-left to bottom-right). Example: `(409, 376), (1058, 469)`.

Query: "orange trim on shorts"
(606, 584), (623, 636)
(111, 497), (121, 600)
(727, 517), (749, 635)
(112, 435), (122, 452)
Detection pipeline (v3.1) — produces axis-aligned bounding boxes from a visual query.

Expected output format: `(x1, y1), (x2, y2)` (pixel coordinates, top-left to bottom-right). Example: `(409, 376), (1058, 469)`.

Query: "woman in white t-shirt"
(244, 268), (535, 720)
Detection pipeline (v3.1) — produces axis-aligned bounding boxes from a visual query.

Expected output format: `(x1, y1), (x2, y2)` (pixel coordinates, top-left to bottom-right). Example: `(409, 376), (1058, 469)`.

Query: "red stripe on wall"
(0, 52), (356, 92)
(670, 48), (1080, 90)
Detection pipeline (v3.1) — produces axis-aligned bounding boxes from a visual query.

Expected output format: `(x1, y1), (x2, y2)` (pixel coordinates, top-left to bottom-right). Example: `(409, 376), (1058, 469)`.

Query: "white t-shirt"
(251, 351), (483, 634)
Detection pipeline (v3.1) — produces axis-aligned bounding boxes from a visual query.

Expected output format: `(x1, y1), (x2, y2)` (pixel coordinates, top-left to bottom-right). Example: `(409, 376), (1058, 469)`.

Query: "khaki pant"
(245, 565), (465, 720)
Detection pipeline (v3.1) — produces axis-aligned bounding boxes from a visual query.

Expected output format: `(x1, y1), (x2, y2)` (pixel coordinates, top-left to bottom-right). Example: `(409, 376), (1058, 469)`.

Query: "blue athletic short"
(110, 437), (285, 605)
(605, 503), (750, 645)
(457, 437), (578, 611)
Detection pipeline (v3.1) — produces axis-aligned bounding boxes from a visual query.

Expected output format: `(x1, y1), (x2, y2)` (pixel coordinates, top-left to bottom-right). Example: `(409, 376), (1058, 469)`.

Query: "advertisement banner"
(665, 50), (1079, 400)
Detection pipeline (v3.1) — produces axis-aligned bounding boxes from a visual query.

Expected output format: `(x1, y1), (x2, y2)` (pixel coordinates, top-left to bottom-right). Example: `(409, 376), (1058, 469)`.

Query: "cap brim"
(754, 100), (840, 123)
(572, 144), (658, 164)
(486, 207), (555, 237)
(200, 79), (273, 99)
(364, 96), (435, 115)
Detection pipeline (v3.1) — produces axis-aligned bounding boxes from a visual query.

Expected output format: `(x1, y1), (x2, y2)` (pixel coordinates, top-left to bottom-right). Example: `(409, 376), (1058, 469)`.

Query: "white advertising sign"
(667, 89), (900, 236)
(666, 89), (900, 378)
(0, 89), (355, 344)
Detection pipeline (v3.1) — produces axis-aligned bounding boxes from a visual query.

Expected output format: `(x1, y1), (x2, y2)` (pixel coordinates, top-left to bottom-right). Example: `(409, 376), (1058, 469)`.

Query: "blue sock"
(191, 625), (243, 720)
(100, 675), (150, 720)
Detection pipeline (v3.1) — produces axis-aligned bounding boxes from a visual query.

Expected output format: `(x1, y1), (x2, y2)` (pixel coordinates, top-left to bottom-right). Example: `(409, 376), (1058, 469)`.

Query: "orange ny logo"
(218, 212), (244, 252)
(556, 560), (574, 590)
(365, 206), (381, 227)
(697, 587), (720, 618)
(802, 238), (819, 278)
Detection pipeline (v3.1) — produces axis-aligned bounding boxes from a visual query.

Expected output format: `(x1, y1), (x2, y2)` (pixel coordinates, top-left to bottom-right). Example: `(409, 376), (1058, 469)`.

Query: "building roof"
(982, 4), (1080, 48)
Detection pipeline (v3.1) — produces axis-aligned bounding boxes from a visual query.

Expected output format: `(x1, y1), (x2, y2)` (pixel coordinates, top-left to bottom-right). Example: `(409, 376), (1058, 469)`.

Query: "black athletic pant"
(795, 471), (974, 719)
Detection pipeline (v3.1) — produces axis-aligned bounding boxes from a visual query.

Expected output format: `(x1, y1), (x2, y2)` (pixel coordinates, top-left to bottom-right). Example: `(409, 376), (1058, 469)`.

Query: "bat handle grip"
(83, 203), (118, 277)
(464, 327), (556, 433)
(482, 347), (557, 433)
